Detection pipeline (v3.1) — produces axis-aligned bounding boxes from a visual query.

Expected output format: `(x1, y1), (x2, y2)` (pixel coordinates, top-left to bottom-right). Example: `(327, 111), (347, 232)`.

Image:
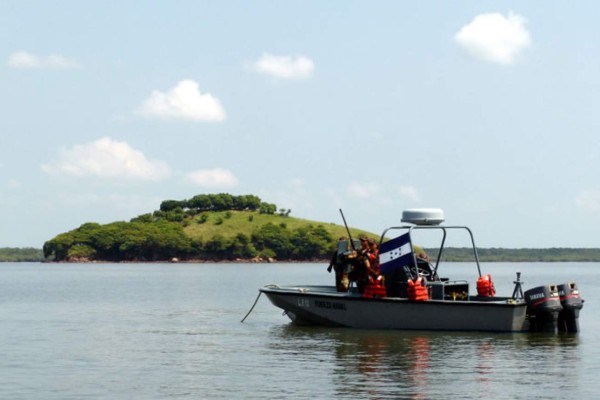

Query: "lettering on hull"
(314, 300), (347, 311)
(297, 298), (310, 308)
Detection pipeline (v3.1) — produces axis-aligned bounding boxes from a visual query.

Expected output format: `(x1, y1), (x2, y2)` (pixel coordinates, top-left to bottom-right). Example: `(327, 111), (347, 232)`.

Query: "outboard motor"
(525, 284), (563, 333)
(557, 282), (584, 333)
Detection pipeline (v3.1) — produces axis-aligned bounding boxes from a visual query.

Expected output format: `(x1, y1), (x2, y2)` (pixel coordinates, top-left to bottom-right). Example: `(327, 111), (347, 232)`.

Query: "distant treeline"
(5, 245), (600, 263)
(427, 247), (600, 262)
(0, 247), (44, 262)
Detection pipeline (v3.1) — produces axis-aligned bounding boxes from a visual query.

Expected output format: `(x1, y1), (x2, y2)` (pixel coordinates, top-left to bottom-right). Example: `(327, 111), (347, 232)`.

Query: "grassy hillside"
(183, 210), (376, 242)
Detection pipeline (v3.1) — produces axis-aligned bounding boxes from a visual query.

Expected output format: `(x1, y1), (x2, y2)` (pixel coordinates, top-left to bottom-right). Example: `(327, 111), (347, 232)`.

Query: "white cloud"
(347, 182), (382, 199)
(455, 11), (531, 65)
(136, 79), (226, 122)
(576, 190), (600, 213)
(8, 51), (80, 69)
(41, 137), (171, 181)
(253, 53), (315, 79)
(186, 168), (239, 188)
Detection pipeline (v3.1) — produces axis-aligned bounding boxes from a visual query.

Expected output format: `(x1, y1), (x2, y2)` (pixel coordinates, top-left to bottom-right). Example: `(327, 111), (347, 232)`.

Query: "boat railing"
(379, 225), (483, 278)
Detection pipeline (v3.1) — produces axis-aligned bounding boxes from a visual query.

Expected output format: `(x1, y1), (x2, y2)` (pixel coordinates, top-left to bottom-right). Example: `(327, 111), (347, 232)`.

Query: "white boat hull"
(261, 285), (528, 333)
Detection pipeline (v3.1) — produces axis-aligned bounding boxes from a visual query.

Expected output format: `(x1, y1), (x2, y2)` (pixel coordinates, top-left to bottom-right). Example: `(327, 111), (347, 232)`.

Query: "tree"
(204, 234), (229, 258)
(291, 225), (333, 259)
(228, 233), (257, 258)
(233, 195), (261, 210)
(160, 200), (183, 212)
(251, 223), (293, 259)
(259, 202), (277, 215)
(187, 194), (212, 211)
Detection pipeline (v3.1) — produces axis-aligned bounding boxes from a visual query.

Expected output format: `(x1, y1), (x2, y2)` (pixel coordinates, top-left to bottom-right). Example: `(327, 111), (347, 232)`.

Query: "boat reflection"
(267, 325), (581, 399)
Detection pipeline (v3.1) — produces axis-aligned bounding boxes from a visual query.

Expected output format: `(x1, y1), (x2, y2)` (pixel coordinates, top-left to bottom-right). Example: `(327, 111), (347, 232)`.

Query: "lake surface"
(0, 262), (598, 399)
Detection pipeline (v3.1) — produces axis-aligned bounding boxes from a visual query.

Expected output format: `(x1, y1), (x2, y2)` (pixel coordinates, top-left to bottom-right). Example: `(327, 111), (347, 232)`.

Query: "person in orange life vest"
(367, 238), (380, 278)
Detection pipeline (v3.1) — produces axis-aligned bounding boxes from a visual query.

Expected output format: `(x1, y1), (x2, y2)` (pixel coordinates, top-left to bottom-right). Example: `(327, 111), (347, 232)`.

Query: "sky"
(1, 1), (600, 249)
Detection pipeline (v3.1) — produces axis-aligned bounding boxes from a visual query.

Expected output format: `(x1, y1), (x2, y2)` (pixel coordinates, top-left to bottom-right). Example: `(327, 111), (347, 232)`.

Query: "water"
(0, 262), (598, 399)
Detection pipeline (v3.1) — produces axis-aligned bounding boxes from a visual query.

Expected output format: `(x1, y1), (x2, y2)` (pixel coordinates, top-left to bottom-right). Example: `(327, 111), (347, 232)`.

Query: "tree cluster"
(159, 194), (275, 214)
(43, 220), (335, 262)
(43, 221), (194, 262)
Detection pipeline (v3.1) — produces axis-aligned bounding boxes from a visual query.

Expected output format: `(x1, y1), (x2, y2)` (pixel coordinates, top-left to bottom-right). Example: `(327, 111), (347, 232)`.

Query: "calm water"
(0, 262), (598, 399)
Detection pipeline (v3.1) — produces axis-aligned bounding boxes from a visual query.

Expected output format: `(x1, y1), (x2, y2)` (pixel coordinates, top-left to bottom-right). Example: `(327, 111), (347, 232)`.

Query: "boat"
(258, 209), (584, 333)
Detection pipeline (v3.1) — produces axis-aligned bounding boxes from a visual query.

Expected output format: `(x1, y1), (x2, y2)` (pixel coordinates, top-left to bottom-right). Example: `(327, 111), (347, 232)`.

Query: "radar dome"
(401, 208), (445, 225)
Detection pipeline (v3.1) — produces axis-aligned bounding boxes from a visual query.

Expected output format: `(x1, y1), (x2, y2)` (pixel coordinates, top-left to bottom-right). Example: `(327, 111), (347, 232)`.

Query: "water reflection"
(266, 325), (582, 399)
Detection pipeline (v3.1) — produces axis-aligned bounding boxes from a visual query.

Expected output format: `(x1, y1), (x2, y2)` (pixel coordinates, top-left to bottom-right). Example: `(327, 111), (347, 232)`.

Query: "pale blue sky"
(1, 1), (600, 248)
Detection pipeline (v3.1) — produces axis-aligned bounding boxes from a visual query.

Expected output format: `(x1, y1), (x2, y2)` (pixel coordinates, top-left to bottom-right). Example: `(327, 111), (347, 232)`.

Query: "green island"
(41, 193), (372, 263)
(2, 193), (600, 263)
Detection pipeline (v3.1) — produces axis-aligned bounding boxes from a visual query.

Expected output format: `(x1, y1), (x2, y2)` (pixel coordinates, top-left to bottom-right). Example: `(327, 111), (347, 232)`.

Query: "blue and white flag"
(379, 232), (414, 274)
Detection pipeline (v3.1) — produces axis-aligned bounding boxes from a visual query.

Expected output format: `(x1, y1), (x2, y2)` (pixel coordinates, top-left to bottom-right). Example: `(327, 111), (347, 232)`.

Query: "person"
(327, 237), (354, 292)
(367, 239), (380, 278)
(362, 238), (387, 298)
(352, 236), (373, 293)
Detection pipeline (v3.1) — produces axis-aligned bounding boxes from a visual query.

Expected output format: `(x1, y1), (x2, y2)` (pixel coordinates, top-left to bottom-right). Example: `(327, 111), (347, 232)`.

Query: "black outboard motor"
(525, 284), (563, 333)
(557, 282), (584, 333)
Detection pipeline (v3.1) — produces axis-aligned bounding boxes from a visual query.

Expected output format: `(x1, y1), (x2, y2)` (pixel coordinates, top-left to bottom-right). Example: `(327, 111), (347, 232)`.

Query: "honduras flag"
(379, 232), (414, 274)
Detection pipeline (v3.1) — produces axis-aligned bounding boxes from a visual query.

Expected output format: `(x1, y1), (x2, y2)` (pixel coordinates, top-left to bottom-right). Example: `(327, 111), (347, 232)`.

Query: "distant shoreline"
(5, 258), (600, 264)
(4, 247), (600, 263)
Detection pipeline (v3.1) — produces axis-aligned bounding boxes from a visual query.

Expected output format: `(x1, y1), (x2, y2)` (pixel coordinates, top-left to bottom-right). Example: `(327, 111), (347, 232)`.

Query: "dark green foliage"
(198, 213), (209, 224)
(44, 220), (192, 261)
(249, 223), (332, 260)
(204, 234), (229, 257)
(229, 233), (257, 259)
(163, 194), (265, 213)
(259, 202), (277, 214)
(251, 223), (294, 259)
(290, 225), (332, 259)
(159, 200), (182, 212)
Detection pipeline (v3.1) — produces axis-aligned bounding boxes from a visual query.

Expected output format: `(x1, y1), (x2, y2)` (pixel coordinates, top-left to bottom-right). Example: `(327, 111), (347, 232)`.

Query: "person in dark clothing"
(327, 237), (354, 291)
(353, 236), (372, 293)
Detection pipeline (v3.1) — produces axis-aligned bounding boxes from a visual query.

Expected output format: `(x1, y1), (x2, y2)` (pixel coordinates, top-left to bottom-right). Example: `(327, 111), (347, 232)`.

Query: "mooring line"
(241, 291), (263, 323)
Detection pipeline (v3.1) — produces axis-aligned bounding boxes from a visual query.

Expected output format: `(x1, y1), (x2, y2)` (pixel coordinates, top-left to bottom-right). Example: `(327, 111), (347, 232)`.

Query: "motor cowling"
(525, 284), (563, 333)
(557, 282), (584, 333)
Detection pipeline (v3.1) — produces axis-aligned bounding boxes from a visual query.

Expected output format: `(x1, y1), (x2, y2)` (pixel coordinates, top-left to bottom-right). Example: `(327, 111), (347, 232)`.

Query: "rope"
(240, 291), (263, 323)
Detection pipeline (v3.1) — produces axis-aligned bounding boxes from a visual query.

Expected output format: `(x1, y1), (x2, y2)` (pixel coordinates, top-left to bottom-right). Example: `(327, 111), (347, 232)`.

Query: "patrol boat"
(258, 209), (584, 333)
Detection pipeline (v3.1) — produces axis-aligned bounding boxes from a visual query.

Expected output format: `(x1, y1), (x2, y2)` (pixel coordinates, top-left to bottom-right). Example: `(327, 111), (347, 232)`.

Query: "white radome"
(401, 208), (445, 225)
